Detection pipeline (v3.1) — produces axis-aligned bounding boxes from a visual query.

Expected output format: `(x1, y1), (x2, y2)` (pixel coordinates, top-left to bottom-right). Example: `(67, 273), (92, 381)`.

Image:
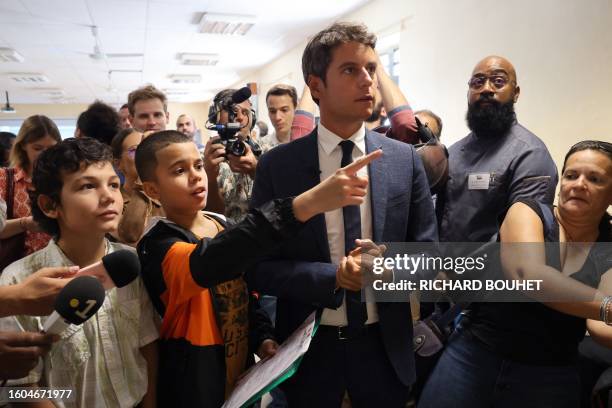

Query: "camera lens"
(229, 140), (246, 156)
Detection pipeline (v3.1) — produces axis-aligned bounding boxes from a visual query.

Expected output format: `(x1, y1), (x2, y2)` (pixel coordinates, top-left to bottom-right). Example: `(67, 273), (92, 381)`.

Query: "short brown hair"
(302, 22), (376, 85)
(127, 85), (168, 116)
(10, 115), (62, 169)
(266, 84), (298, 108)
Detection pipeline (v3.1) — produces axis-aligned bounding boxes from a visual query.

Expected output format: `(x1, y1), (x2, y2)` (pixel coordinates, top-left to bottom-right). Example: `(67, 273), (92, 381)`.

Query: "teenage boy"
(135, 130), (380, 407)
(0, 137), (159, 408)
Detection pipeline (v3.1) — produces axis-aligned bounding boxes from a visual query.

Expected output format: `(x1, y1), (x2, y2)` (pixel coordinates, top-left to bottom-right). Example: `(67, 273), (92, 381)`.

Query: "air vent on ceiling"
(32, 88), (65, 97)
(178, 53), (219, 66)
(0, 48), (25, 63)
(168, 74), (202, 84)
(198, 13), (255, 36)
(7, 73), (49, 83)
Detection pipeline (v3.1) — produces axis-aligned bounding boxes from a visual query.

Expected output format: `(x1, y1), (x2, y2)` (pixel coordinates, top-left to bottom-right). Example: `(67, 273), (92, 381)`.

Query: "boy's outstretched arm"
(188, 149), (382, 288)
(138, 150), (382, 302)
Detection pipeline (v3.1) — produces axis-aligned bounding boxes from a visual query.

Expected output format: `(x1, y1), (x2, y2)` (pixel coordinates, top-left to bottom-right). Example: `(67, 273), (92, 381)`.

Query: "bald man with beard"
(436, 55), (558, 244)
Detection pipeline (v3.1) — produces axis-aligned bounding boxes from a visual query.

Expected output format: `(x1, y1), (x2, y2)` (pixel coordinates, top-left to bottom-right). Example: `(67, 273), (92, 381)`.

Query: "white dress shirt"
(0, 239), (159, 408)
(317, 123), (379, 326)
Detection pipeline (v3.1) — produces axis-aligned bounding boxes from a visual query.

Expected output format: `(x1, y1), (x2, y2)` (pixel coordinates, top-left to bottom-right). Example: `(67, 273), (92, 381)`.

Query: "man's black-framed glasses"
(468, 75), (510, 90)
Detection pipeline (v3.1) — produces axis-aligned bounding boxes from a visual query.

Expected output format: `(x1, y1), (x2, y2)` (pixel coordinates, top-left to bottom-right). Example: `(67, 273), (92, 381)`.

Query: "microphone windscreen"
(101, 250), (141, 288)
(54, 276), (105, 325)
(231, 87), (252, 104)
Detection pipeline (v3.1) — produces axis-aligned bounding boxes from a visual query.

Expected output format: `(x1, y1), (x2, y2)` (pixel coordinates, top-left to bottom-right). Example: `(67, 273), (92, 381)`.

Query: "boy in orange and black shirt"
(134, 131), (381, 407)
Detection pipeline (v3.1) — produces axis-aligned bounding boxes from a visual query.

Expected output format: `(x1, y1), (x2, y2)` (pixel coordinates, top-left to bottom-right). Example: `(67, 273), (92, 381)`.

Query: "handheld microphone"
(42, 275), (105, 335)
(76, 250), (141, 290)
(231, 87), (252, 104)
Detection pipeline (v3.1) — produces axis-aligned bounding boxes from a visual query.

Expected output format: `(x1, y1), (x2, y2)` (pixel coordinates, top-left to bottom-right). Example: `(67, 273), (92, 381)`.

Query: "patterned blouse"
(0, 167), (52, 255)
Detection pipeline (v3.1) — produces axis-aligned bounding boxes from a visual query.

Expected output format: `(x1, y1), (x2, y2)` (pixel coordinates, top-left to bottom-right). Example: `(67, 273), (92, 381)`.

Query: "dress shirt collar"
(318, 122), (366, 157)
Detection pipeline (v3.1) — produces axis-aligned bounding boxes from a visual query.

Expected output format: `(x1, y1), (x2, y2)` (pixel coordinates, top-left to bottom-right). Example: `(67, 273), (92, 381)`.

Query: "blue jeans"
(418, 326), (580, 408)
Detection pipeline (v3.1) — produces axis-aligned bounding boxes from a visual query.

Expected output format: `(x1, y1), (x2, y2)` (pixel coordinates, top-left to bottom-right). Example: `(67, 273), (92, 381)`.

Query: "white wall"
(242, 0), (612, 173)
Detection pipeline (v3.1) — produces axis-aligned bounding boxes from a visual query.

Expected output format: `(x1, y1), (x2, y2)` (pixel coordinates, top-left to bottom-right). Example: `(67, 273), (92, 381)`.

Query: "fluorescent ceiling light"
(0, 48), (25, 63)
(163, 89), (190, 96)
(178, 53), (219, 66)
(32, 88), (65, 97)
(168, 74), (202, 84)
(7, 73), (49, 83)
(198, 13), (255, 36)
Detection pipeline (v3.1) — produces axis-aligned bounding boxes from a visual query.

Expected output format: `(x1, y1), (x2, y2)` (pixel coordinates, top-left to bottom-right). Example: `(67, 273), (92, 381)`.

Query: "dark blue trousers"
(418, 326), (580, 408)
(281, 324), (410, 408)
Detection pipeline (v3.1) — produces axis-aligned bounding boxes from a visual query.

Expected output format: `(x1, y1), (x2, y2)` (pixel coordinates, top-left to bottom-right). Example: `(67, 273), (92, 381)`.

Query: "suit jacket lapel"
(297, 129), (331, 261)
(366, 131), (387, 242)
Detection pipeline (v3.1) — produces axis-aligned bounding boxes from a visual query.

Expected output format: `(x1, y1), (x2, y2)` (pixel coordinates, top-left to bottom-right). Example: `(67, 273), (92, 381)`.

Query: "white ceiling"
(0, 0), (369, 105)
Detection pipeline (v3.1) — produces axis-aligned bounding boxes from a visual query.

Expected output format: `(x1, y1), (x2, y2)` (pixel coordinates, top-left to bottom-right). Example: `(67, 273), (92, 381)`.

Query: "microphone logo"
(72, 298), (100, 320)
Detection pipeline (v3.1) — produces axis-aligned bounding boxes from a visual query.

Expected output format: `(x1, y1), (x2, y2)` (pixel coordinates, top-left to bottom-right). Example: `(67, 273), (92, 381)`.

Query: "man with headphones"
(204, 88), (264, 223)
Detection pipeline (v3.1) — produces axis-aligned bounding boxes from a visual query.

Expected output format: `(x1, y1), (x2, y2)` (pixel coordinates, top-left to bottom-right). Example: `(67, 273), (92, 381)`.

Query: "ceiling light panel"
(32, 87), (65, 97)
(198, 13), (255, 36)
(163, 89), (190, 96)
(178, 53), (219, 66)
(7, 73), (49, 83)
(168, 74), (202, 84)
(0, 48), (25, 63)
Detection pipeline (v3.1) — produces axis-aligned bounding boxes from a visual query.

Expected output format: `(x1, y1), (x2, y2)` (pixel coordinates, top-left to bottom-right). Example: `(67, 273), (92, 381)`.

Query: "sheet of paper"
(222, 311), (317, 408)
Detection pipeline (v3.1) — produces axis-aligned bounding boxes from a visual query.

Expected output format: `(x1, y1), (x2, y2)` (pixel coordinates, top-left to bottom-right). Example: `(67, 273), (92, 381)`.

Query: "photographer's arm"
(290, 85), (316, 140)
(203, 138), (226, 214)
(375, 53), (419, 143)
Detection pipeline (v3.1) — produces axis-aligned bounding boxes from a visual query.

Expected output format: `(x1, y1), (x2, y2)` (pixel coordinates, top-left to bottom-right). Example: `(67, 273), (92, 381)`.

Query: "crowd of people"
(0, 21), (610, 408)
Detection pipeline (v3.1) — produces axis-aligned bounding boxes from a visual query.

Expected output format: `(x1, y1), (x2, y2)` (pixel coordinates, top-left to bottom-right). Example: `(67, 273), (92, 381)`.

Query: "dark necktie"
(339, 140), (367, 329)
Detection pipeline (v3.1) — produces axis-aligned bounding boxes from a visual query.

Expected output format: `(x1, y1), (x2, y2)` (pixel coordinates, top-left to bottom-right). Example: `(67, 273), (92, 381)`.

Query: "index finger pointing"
(342, 149), (383, 174)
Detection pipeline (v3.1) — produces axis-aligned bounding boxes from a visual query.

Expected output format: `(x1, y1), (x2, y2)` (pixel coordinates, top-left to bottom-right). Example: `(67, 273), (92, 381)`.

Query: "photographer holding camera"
(204, 87), (263, 222)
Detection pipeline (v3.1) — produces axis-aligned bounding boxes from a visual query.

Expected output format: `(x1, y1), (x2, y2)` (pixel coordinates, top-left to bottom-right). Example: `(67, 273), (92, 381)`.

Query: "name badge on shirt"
(468, 173), (490, 190)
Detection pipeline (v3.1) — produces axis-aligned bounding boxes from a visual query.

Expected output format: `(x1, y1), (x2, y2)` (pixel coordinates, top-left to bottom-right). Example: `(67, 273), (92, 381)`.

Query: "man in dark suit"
(247, 22), (438, 407)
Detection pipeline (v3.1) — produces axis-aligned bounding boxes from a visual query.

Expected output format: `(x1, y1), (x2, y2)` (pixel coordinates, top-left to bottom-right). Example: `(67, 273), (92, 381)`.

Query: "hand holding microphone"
(42, 275), (105, 335)
(42, 250), (140, 334)
(0, 266), (78, 318)
(76, 250), (141, 290)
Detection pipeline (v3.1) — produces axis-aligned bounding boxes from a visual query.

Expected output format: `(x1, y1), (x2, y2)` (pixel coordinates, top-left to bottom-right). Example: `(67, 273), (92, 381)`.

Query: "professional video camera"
(206, 87), (262, 157)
